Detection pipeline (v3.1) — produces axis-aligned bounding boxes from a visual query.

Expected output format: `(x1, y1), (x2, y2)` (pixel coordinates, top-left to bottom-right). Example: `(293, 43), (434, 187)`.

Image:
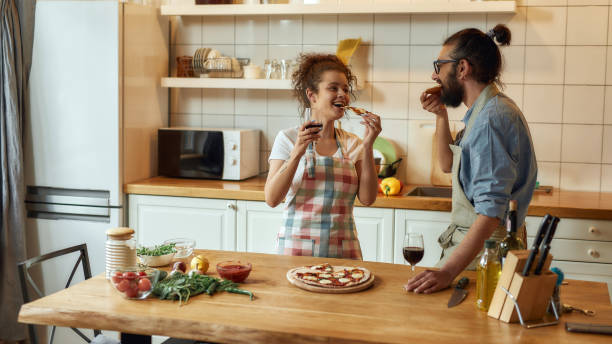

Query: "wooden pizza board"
(286, 268), (375, 294)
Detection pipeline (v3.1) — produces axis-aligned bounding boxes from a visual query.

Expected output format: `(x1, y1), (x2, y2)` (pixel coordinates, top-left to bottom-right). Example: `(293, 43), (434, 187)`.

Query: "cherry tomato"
(111, 272), (123, 284)
(116, 280), (130, 292)
(137, 271), (147, 277)
(123, 271), (137, 280)
(125, 285), (139, 298)
(138, 278), (152, 291)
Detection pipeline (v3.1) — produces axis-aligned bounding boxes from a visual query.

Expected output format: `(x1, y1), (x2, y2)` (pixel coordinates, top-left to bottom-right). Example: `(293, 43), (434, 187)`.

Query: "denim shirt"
(456, 92), (537, 226)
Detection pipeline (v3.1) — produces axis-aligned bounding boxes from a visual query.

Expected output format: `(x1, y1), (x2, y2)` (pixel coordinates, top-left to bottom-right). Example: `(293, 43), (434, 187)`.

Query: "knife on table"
(534, 216), (560, 275)
(447, 277), (469, 308)
(522, 214), (552, 276)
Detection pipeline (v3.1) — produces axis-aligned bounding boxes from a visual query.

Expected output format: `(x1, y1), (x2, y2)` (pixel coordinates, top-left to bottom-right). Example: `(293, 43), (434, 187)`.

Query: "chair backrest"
(18, 243), (100, 344)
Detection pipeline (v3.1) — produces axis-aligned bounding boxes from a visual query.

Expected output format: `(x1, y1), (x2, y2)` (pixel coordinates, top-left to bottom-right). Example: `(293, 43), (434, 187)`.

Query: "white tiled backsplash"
(169, 2), (612, 192)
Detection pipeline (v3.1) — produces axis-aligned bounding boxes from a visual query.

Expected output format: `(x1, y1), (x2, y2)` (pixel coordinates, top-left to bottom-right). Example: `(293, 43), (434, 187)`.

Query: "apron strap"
(463, 84), (500, 139)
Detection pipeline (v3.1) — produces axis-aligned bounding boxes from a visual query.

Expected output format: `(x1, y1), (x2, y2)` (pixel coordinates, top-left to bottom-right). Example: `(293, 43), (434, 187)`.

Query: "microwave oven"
(158, 128), (260, 180)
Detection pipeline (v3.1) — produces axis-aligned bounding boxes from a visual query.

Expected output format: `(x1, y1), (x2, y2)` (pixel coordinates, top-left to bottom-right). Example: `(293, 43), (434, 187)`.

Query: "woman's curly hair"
(291, 53), (357, 119)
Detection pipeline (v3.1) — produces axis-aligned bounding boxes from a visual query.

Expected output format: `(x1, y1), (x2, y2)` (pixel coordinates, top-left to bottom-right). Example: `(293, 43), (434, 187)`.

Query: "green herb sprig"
(137, 243), (176, 256)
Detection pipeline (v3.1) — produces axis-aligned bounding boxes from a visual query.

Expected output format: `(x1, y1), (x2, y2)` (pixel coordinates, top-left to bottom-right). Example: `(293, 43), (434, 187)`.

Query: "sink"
(404, 186), (452, 198)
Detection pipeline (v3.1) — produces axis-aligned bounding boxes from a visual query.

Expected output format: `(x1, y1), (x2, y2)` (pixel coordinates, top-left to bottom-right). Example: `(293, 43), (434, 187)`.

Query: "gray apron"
(436, 84), (518, 271)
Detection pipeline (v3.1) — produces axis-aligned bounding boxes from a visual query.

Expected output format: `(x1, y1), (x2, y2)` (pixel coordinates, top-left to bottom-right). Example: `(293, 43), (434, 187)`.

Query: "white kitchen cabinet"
(235, 200), (394, 263)
(525, 216), (612, 284)
(394, 210), (451, 267)
(353, 207), (394, 263)
(128, 194), (237, 251)
(236, 200), (284, 254)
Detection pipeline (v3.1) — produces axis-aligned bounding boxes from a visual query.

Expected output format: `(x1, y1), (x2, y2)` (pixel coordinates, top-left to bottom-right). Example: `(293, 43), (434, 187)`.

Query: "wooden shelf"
(161, 1), (516, 16)
(161, 77), (292, 89)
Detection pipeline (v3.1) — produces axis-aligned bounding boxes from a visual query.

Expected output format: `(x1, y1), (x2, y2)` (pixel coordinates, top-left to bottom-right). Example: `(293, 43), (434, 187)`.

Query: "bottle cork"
(509, 200), (517, 212)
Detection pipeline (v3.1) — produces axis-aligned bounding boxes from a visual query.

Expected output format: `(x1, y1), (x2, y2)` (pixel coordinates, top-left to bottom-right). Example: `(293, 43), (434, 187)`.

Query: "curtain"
(0, 0), (35, 341)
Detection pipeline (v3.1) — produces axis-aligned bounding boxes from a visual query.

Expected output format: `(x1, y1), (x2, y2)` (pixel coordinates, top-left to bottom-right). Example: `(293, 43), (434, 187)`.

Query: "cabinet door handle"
(587, 248), (600, 258)
(588, 226), (598, 234)
(227, 203), (236, 210)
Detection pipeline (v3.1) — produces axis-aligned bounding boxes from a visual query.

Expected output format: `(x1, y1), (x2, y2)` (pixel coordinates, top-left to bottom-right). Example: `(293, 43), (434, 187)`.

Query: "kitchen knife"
(534, 216), (560, 275)
(447, 277), (469, 308)
(522, 214), (552, 276)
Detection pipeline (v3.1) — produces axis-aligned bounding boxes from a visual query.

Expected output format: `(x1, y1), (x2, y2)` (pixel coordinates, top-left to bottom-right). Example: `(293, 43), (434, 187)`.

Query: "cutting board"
(286, 269), (375, 294)
(430, 130), (455, 186)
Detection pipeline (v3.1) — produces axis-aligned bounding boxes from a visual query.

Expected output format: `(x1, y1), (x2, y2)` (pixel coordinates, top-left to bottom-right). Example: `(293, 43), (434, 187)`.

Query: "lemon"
(190, 255), (209, 274)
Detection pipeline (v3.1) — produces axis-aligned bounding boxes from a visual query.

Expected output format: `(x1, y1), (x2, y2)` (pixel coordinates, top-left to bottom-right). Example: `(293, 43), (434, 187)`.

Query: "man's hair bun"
(491, 24), (511, 46)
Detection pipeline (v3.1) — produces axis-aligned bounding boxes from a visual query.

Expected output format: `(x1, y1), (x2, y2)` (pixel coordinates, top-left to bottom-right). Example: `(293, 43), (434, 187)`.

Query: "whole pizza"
(288, 263), (371, 288)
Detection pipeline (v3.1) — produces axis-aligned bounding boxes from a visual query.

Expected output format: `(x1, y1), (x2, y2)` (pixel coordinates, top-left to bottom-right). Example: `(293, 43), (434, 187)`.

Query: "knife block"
(488, 250), (554, 323)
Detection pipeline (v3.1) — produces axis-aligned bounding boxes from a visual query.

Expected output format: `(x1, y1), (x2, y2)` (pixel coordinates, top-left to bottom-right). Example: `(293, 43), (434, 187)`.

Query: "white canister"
(105, 227), (137, 279)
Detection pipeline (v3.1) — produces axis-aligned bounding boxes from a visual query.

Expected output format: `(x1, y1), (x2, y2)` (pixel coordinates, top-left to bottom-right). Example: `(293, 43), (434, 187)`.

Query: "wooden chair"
(18, 243), (101, 344)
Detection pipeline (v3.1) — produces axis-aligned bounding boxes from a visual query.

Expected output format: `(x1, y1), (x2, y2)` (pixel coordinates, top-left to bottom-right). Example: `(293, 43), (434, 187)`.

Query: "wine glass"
(403, 233), (424, 272)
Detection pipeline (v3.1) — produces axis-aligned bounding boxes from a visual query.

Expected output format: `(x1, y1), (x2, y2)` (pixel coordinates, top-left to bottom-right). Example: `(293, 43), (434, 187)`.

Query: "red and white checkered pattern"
(277, 136), (362, 260)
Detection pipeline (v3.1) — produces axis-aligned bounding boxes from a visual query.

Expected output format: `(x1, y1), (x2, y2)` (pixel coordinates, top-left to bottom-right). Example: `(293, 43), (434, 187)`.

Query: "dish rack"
(193, 56), (250, 78)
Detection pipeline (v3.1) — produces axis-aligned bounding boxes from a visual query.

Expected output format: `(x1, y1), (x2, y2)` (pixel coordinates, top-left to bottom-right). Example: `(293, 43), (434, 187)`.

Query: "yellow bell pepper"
(380, 177), (402, 196)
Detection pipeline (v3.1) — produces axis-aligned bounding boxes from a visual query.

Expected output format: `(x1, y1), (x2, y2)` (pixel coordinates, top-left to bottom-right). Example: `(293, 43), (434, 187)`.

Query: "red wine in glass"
(305, 122), (323, 130)
(403, 247), (424, 266)
(403, 233), (424, 271)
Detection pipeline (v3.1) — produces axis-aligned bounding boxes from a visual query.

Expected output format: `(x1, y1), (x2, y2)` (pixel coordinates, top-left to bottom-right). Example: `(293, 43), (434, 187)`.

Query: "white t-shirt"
(269, 126), (364, 205)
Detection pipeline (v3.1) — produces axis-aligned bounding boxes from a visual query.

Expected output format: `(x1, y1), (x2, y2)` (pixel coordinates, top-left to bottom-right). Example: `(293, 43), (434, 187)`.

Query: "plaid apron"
(277, 129), (362, 259)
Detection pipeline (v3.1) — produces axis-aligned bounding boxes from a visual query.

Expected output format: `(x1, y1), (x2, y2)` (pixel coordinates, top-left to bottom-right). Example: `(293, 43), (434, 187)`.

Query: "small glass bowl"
(216, 261), (252, 283)
(163, 238), (195, 259)
(110, 268), (159, 300)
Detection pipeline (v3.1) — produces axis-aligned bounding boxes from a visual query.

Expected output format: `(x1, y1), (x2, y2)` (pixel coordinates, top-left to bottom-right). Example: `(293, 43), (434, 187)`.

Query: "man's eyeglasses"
(433, 59), (457, 74)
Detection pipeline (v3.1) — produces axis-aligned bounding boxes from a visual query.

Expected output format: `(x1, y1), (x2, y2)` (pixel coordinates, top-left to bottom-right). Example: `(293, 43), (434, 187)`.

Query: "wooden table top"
(125, 176), (612, 220)
(19, 250), (612, 344)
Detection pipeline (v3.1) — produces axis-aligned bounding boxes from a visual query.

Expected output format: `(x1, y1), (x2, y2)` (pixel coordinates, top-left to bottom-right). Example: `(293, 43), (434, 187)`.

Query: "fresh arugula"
(152, 271), (254, 304)
(137, 243), (176, 256)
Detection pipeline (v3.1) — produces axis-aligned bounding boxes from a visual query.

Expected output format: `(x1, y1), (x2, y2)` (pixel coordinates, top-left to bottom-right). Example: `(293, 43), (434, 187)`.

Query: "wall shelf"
(161, 1), (516, 16)
(161, 77), (292, 89)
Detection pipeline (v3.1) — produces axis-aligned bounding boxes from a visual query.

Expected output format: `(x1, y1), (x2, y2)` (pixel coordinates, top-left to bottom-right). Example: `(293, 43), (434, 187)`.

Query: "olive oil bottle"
(498, 200), (525, 265)
(476, 239), (502, 311)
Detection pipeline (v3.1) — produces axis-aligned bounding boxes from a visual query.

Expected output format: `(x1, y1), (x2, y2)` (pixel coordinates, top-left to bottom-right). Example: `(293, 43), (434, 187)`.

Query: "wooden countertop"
(125, 176), (612, 220)
(18, 250), (612, 344)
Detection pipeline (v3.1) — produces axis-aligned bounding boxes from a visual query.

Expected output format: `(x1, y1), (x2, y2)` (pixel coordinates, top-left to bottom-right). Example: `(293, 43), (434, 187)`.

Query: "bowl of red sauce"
(216, 261), (252, 283)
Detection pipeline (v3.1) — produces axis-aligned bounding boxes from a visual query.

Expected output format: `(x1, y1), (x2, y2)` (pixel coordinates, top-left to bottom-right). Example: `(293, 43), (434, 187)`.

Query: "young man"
(405, 25), (537, 294)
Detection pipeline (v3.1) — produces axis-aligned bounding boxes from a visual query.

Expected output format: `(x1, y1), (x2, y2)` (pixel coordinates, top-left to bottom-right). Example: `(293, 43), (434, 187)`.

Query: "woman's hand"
(360, 112), (382, 147)
(420, 90), (448, 118)
(291, 121), (321, 158)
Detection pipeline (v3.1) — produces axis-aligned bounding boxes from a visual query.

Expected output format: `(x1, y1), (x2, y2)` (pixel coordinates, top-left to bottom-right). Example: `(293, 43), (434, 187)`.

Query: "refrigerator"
(24, 1), (168, 342)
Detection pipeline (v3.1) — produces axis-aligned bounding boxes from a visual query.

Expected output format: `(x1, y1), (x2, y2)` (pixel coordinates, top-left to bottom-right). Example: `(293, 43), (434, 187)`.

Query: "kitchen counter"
(125, 176), (612, 220)
(18, 250), (612, 344)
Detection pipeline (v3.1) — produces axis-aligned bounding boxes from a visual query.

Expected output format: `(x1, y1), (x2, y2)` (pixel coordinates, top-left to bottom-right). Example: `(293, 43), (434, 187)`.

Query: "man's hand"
(420, 89), (448, 117)
(404, 269), (453, 294)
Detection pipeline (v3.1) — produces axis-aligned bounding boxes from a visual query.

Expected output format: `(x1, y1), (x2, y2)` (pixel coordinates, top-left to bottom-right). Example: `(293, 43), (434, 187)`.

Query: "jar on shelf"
(105, 227), (137, 279)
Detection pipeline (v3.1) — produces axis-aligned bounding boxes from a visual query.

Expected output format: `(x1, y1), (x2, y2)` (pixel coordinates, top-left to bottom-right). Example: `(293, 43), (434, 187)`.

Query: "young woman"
(265, 53), (381, 260)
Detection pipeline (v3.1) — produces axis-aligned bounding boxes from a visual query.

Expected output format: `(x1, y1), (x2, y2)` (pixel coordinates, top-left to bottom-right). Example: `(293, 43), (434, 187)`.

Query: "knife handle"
(523, 214), (552, 276)
(456, 277), (469, 289)
(534, 216), (560, 275)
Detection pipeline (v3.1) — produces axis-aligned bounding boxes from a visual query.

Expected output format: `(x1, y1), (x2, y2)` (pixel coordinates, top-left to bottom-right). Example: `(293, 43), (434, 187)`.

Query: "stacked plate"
(192, 47), (211, 75)
(105, 227), (138, 279)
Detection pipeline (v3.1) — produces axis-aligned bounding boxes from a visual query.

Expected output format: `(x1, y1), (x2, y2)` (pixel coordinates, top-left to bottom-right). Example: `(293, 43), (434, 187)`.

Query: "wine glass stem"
(411, 265), (415, 272)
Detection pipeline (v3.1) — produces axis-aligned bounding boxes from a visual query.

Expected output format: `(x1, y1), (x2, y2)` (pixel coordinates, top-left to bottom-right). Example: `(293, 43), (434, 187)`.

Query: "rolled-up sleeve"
(466, 115), (518, 219)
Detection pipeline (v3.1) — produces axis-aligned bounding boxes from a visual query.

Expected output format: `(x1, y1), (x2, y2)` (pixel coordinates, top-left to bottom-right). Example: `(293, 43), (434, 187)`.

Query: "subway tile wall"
(169, 2), (612, 192)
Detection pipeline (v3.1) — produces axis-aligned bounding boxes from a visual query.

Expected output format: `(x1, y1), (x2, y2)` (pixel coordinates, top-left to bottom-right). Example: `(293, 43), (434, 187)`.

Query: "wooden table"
(19, 250), (612, 343)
